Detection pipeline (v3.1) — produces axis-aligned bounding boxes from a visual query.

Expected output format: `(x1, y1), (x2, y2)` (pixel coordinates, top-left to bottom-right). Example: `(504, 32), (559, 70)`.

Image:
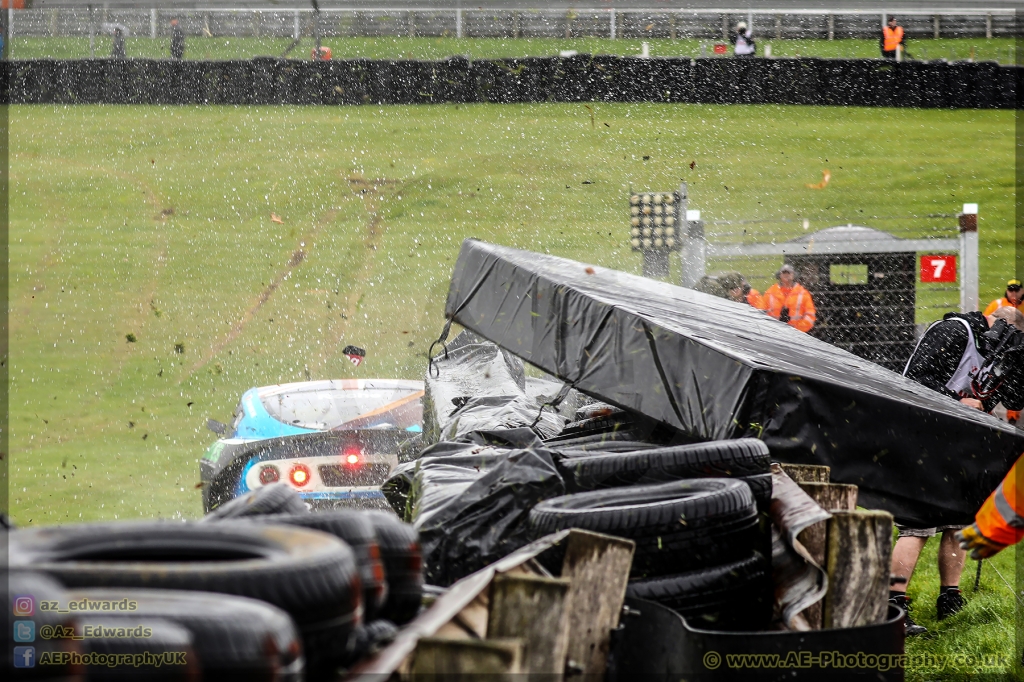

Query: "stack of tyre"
(532, 435), (774, 632)
(7, 484), (423, 682)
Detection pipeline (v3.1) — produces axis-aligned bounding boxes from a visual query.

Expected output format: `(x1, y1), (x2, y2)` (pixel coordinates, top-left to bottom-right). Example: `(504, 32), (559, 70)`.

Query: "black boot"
(937, 587), (965, 620)
(889, 594), (927, 636)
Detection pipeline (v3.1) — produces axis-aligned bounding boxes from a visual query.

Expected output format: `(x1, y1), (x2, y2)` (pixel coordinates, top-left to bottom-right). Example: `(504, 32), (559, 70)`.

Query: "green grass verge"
(9, 36), (1019, 64)
(9, 102), (1018, 679)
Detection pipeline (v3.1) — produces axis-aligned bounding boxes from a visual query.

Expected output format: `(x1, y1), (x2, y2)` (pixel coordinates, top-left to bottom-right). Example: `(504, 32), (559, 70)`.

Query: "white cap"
(962, 203), (978, 215)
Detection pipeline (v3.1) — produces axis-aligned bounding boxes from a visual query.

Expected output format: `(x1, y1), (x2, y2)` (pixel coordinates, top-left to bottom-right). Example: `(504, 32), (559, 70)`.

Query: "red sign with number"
(920, 255), (957, 283)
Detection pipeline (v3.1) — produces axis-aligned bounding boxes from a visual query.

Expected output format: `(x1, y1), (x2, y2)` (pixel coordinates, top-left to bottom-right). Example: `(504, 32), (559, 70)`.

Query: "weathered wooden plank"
(823, 510), (894, 629)
(796, 482), (859, 628)
(560, 529), (636, 677)
(487, 573), (571, 676)
(780, 463), (830, 483)
(410, 637), (523, 678)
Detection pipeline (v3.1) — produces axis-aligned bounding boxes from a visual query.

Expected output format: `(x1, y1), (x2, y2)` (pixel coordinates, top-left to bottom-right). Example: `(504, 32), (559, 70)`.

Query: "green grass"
(9, 36), (1019, 64)
(9, 102), (1018, 680)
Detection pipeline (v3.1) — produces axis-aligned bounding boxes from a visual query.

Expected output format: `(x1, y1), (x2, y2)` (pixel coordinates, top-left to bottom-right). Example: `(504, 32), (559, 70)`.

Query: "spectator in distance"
(111, 27), (126, 60)
(695, 275), (729, 299)
(763, 264), (815, 332)
(881, 16), (905, 59)
(982, 278), (1023, 316)
(731, 22), (756, 57)
(893, 306), (1024, 635)
(171, 19), (185, 60)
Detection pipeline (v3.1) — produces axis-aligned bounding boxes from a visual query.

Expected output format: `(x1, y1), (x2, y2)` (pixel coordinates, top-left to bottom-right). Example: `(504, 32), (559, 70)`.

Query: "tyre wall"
(3, 56), (1019, 108)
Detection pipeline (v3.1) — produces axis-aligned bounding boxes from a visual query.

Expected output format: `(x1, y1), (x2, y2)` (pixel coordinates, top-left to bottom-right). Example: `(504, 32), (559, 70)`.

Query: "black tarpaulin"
(442, 239), (1024, 527)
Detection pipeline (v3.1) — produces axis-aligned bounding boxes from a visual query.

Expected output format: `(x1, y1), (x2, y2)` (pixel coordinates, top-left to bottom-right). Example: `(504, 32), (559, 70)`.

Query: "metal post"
(933, 15), (940, 39)
(828, 14), (834, 41)
(150, 9), (157, 38)
(609, 10), (616, 39)
(293, 11), (300, 40)
(456, 8), (463, 38)
(986, 14), (993, 39)
(959, 204), (979, 313)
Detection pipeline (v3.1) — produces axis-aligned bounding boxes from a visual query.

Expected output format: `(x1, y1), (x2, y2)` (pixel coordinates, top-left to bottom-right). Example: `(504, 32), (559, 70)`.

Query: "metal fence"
(7, 7), (1018, 41)
(677, 211), (975, 371)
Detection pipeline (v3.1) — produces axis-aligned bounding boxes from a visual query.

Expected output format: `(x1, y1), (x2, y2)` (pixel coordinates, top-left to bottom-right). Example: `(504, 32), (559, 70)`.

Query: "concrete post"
(986, 14), (993, 39)
(456, 8), (463, 38)
(933, 15), (940, 39)
(774, 14), (781, 40)
(959, 204), (979, 313)
(150, 8), (157, 38)
(827, 13), (834, 40)
(293, 10), (300, 40)
(722, 14), (729, 41)
(609, 9), (615, 39)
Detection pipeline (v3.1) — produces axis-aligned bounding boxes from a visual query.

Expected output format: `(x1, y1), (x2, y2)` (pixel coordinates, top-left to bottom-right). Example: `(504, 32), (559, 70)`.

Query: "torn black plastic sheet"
(443, 239), (1024, 527)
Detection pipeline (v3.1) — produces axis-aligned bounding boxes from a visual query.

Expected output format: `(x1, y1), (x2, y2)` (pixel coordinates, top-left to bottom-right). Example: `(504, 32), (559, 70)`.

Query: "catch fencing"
(6, 7), (1018, 42)
(683, 214), (973, 371)
(4, 56), (1020, 108)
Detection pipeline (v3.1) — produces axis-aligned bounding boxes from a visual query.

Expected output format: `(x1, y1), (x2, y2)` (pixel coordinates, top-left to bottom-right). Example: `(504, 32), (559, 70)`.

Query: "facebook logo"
(13, 620), (36, 642)
(13, 646), (35, 668)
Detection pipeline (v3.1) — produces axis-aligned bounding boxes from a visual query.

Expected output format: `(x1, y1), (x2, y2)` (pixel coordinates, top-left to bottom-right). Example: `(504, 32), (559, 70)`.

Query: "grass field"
(9, 102), (1019, 680)
(10, 36), (1019, 64)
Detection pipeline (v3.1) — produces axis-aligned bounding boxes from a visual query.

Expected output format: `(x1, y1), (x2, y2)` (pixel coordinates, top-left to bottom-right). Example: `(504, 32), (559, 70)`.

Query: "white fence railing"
(7, 7), (1018, 41)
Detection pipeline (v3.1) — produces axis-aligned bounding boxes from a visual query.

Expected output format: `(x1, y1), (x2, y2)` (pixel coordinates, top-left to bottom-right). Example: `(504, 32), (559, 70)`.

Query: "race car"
(201, 379), (424, 512)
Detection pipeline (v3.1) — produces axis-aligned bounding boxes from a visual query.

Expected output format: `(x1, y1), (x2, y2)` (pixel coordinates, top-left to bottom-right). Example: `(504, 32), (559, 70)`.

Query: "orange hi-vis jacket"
(982, 296), (1023, 317)
(883, 25), (904, 52)
(969, 454), (1024, 549)
(763, 283), (816, 332)
(747, 288), (765, 310)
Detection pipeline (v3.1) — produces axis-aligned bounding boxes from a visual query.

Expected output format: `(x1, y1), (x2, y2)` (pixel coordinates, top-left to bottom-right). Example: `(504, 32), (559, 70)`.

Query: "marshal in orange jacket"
(957, 454), (1024, 558)
(762, 283), (816, 332)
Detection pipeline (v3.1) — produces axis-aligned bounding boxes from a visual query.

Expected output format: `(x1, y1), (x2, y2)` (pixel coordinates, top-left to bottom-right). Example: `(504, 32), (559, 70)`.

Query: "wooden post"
(795, 482), (858, 628)
(487, 574), (571, 676)
(560, 530), (635, 677)
(822, 510), (893, 629)
(780, 463), (830, 484)
(411, 638), (523, 678)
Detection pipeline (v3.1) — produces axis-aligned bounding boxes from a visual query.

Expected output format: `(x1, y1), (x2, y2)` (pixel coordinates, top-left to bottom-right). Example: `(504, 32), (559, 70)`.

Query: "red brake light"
(346, 453), (360, 465)
(258, 465), (280, 485)
(289, 464), (311, 487)
(343, 445), (362, 466)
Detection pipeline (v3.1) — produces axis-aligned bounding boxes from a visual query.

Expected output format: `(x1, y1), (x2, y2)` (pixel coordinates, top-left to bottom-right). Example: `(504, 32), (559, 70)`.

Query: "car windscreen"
(261, 387), (420, 430)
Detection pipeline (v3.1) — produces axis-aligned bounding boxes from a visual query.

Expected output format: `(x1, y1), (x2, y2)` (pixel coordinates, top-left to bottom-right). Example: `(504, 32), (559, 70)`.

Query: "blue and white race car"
(200, 379), (424, 512)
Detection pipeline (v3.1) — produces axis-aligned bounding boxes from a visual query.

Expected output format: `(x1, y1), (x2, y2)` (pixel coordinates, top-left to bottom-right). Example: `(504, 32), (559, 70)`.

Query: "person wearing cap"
(743, 277), (766, 310)
(719, 272), (765, 309)
(892, 305), (1024, 635)
(880, 16), (904, 59)
(170, 18), (185, 60)
(730, 22), (756, 57)
(762, 264), (815, 332)
(982, 279), (1023, 316)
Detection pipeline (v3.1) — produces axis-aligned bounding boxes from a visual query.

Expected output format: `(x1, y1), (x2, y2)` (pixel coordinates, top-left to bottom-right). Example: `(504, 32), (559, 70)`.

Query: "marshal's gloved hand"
(779, 306), (790, 324)
(956, 523), (1007, 560)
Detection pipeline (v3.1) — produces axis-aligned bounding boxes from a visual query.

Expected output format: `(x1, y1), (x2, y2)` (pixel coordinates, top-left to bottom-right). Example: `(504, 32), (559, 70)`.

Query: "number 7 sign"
(920, 255), (957, 283)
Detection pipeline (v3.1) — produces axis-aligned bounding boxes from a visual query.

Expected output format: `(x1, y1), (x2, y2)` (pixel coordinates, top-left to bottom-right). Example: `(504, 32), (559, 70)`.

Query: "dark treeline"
(3, 56), (1019, 108)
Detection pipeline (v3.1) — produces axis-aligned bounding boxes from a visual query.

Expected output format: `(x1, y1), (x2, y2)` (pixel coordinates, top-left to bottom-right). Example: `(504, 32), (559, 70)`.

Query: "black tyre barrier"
(202, 482), (309, 520)
(529, 479), (760, 578)
(625, 552), (772, 632)
(4, 57), (1017, 108)
(364, 511), (424, 625)
(10, 521), (361, 680)
(239, 510), (389, 621)
(68, 588), (302, 682)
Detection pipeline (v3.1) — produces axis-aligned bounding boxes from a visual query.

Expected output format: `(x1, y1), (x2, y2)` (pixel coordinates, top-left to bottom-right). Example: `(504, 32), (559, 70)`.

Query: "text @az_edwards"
(40, 623), (156, 640)
(703, 651), (1010, 672)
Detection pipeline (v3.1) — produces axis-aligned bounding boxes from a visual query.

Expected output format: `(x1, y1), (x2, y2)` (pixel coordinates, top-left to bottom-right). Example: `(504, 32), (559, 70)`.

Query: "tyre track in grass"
(309, 173), (401, 374)
(185, 173), (400, 378)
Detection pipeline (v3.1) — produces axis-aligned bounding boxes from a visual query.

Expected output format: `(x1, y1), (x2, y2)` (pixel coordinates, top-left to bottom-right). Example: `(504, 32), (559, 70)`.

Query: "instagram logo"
(13, 595), (35, 617)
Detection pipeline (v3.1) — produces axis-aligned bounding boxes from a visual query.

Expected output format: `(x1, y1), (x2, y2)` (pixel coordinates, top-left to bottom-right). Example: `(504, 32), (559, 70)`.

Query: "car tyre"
(364, 512), (424, 624)
(201, 482), (308, 520)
